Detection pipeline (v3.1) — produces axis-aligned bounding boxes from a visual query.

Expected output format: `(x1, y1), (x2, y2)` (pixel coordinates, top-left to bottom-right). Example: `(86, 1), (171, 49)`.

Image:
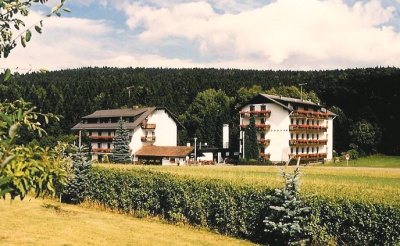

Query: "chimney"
(223, 124), (229, 149)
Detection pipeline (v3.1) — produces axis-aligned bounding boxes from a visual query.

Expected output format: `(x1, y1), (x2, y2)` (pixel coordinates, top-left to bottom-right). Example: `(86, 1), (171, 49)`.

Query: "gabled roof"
(82, 107), (152, 119)
(241, 93), (336, 116)
(135, 146), (194, 157)
(72, 107), (184, 130)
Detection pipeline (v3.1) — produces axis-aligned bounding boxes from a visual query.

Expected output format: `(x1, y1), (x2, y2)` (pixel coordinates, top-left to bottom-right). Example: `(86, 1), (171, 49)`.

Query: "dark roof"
(135, 146), (194, 157)
(242, 94), (336, 116)
(72, 107), (184, 130)
(82, 107), (152, 118)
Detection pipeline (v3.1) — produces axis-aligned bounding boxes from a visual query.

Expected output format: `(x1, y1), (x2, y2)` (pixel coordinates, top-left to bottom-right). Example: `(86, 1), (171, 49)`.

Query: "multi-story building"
(239, 94), (336, 163)
(72, 106), (185, 163)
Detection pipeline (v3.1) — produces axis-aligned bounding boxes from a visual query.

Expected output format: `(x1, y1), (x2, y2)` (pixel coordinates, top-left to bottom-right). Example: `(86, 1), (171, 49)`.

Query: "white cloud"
(2, 0), (400, 72)
(119, 0), (400, 68)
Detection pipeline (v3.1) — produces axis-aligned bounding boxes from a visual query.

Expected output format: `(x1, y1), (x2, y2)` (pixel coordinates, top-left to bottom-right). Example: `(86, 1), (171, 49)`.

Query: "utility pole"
(126, 86), (134, 99)
(299, 83), (307, 101)
(194, 137), (197, 164)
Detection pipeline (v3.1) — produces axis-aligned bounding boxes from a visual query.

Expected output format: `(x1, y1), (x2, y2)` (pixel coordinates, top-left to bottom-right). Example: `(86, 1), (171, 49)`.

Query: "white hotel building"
(239, 94), (336, 163)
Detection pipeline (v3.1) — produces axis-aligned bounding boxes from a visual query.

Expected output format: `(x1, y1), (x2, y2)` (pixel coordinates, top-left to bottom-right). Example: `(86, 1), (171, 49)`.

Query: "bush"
(85, 167), (400, 245)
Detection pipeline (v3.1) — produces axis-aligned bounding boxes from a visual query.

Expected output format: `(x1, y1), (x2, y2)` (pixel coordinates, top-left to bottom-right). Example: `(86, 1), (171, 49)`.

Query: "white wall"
(129, 109), (178, 161)
(151, 109), (177, 146)
(327, 116), (334, 160)
(265, 103), (291, 162)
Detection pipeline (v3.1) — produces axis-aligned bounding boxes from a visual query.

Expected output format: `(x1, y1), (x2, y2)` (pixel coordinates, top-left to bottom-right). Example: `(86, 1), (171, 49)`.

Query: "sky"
(2, 0), (400, 72)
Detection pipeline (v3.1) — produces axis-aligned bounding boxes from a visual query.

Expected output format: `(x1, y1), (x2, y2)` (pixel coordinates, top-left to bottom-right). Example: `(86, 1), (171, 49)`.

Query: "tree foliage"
(0, 100), (67, 199)
(0, 0), (69, 60)
(0, 67), (399, 155)
(62, 145), (91, 204)
(349, 119), (381, 155)
(112, 117), (131, 164)
(264, 167), (311, 245)
(266, 85), (320, 104)
(244, 116), (259, 160)
(183, 89), (233, 147)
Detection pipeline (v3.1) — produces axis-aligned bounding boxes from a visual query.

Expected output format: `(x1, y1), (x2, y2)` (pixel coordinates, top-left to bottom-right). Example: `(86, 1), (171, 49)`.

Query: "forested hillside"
(1, 66), (398, 155)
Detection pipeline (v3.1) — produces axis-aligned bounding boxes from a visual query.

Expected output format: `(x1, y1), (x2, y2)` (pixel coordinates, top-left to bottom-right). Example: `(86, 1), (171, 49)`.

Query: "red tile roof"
(135, 146), (194, 157)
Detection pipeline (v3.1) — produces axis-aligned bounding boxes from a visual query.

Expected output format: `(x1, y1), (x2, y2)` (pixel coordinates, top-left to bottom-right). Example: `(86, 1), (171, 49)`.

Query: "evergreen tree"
(112, 117), (132, 164)
(264, 167), (311, 245)
(244, 116), (259, 160)
(62, 146), (92, 204)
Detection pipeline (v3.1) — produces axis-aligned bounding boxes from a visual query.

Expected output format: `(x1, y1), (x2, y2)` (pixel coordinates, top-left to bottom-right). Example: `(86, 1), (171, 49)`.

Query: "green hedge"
(86, 167), (400, 245)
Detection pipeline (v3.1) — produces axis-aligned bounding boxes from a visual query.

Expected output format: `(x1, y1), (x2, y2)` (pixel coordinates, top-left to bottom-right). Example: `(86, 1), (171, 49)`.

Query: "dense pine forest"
(1, 66), (399, 156)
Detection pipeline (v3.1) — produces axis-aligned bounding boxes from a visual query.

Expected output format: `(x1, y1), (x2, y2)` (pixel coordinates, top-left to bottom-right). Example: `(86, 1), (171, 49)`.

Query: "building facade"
(239, 94), (335, 163)
(72, 107), (183, 162)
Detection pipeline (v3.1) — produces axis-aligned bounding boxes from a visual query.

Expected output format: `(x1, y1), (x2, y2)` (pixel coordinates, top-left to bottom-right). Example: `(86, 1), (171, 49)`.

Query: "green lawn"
(323, 155), (400, 168)
(0, 196), (257, 246)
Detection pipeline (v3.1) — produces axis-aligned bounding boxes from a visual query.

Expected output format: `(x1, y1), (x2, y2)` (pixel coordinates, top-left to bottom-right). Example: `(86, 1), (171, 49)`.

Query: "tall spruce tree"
(112, 117), (132, 164)
(62, 146), (92, 204)
(244, 116), (259, 160)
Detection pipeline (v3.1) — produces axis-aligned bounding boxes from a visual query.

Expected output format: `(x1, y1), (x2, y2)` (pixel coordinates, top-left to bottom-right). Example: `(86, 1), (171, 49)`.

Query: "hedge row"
(85, 167), (400, 245)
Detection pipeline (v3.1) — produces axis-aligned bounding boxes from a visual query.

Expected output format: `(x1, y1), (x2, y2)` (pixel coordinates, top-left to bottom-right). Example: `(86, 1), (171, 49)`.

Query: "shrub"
(263, 167), (311, 245)
(85, 167), (400, 245)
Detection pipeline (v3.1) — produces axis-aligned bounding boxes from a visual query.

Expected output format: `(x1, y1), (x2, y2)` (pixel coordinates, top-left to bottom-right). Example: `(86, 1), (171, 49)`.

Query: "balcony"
(89, 135), (115, 140)
(256, 124), (271, 132)
(291, 153), (327, 160)
(290, 110), (328, 119)
(141, 135), (156, 142)
(141, 123), (156, 129)
(258, 138), (271, 146)
(239, 110), (271, 118)
(289, 139), (328, 146)
(260, 153), (271, 160)
(289, 124), (328, 132)
(92, 148), (113, 153)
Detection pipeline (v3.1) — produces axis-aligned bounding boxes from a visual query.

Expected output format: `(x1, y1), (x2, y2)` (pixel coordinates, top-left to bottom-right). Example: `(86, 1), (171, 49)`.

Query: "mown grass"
(0, 196), (257, 246)
(99, 155), (400, 206)
(324, 154), (400, 168)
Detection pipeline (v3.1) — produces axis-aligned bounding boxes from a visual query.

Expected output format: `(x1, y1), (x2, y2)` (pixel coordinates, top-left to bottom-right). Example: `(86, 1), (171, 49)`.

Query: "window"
(97, 143), (101, 148)
(261, 133), (265, 139)
(107, 143), (111, 149)
(260, 118), (265, 124)
(261, 105), (266, 111)
(98, 131), (102, 136)
(250, 105), (255, 111)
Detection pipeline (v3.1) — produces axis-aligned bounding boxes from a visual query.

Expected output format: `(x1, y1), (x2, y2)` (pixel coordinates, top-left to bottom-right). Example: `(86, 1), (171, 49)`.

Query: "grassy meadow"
(100, 155), (400, 206)
(0, 196), (257, 246)
(2, 155), (398, 246)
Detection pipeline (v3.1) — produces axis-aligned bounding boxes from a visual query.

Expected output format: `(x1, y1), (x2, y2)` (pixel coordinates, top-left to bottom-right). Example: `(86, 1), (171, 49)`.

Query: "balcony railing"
(289, 124), (328, 132)
(240, 124), (271, 132)
(141, 123), (156, 129)
(89, 135), (116, 140)
(239, 110), (271, 118)
(256, 124), (271, 132)
(258, 138), (271, 146)
(291, 153), (327, 160)
(260, 153), (271, 160)
(289, 139), (328, 146)
(92, 148), (113, 153)
(290, 110), (328, 119)
(141, 135), (156, 142)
